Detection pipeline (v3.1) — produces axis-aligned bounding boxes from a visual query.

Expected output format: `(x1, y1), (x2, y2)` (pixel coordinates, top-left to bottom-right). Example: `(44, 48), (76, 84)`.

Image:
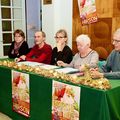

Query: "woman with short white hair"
(57, 34), (99, 71)
(76, 34), (91, 46)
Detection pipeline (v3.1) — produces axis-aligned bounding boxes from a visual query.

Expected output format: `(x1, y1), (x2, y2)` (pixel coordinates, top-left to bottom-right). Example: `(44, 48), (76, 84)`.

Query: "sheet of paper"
(39, 64), (59, 70)
(17, 61), (43, 67)
(55, 67), (79, 74)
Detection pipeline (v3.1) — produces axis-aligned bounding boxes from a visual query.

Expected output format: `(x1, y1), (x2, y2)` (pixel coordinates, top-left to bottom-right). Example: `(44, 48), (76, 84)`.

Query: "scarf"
(11, 41), (24, 55)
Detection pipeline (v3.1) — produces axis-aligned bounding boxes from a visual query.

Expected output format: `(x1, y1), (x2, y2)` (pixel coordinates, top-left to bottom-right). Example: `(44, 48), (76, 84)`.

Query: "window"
(0, 0), (26, 57)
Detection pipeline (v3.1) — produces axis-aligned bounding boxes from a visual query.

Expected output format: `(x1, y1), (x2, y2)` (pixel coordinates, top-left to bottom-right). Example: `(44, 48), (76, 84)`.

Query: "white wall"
(42, 0), (72, 48)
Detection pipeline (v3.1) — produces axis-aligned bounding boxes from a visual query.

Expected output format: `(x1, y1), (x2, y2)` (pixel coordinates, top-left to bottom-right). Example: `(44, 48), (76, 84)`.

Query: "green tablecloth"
(0, 66), (120, 120)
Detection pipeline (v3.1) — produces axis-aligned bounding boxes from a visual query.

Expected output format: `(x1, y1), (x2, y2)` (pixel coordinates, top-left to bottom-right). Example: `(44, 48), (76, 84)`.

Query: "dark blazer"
(8, 41), (29, 58)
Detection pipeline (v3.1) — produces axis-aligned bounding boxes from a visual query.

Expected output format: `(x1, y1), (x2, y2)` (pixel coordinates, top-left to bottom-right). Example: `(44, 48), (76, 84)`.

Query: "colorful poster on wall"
(52, 81), (81, 120)
(12, 70), (30, 117)
(78, 0), (98, 25)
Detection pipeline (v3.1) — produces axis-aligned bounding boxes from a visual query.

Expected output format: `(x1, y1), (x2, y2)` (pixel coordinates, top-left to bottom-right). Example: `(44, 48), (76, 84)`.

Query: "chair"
(94, 47), (108, 60)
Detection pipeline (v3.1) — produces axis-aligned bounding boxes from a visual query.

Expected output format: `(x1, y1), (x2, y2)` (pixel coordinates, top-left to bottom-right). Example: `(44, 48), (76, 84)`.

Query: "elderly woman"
(51, 29), (73, 65)
(57, 34), (99, 71)
(8, 29), (29, 58)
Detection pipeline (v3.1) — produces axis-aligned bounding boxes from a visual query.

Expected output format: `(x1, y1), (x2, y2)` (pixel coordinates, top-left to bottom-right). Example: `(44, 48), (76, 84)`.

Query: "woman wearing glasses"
(51, 29), (73, 65)
(8, 29), (29, 58)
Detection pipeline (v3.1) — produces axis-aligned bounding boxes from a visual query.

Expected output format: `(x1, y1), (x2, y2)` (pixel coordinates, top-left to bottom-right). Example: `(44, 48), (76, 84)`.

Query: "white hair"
(76, 34), (91, 45)
(114, 28), (120, 36)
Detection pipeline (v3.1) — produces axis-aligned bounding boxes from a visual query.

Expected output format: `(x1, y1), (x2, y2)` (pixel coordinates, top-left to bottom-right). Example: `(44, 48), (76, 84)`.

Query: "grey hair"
(113, 28), (120, 36)
(76, 34), (91, 45)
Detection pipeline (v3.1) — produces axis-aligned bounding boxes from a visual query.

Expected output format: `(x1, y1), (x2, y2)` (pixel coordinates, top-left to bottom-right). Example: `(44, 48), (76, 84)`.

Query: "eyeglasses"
(54, 36), (66, 39)
(112, 39), (120, 44)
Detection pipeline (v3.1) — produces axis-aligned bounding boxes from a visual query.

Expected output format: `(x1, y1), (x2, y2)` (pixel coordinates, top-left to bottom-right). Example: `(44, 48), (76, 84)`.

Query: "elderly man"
(57, 34), (99, 71)
(16, 31), (52, 64)
(90, 28), (120, 79)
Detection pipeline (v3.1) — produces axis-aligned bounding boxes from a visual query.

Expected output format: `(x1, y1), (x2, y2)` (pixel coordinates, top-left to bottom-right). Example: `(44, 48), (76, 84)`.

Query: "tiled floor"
(0, 112), (12, 120)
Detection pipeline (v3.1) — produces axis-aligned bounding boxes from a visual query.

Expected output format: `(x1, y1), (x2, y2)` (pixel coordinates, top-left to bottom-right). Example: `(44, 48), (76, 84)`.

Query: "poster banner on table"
(78, 0), (98, 25)
(11, 70), (30, 117)
(52, 80), (81, 120)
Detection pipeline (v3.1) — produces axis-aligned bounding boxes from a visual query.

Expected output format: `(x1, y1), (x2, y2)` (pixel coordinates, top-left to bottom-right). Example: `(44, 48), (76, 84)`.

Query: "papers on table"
(39, 64), (59, 70)
(55, 67), (79, 74)
(17, 61), (59, 69)
(17, 61), (42, 67)
(17, 61), (80, 74)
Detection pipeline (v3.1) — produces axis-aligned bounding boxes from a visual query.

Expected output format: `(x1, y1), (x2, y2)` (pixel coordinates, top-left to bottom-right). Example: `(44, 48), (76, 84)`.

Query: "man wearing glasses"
(90, 28), (120, 79)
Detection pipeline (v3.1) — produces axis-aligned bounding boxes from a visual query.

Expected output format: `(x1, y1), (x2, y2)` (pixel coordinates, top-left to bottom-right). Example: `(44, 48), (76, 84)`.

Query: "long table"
(0, 65), (120, 120)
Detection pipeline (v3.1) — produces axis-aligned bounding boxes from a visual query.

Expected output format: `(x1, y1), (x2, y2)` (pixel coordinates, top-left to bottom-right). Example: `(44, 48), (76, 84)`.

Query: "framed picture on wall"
(43, 0), (52, 4)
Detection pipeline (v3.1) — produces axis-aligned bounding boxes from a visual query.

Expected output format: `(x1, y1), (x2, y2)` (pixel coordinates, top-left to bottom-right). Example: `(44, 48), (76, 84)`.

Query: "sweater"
(101, 50), (120, 79)
(51, 45), (73, 65)
(26, 43), (52, 64)
(70, 50), (99, 69)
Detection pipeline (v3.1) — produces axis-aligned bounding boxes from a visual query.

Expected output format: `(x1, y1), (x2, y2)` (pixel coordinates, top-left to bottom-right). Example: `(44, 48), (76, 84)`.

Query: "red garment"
(26, 43), (52, 64)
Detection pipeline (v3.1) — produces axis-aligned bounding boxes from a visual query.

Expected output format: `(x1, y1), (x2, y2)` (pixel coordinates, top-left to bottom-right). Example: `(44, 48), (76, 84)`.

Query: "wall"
(42, 0), (72, 48)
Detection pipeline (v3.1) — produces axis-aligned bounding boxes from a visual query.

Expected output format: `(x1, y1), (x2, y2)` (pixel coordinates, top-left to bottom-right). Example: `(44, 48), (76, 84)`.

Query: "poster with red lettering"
(12, 70), (30, 117)
(52, 81), (81, 120)
(78, 0), (98, 25)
